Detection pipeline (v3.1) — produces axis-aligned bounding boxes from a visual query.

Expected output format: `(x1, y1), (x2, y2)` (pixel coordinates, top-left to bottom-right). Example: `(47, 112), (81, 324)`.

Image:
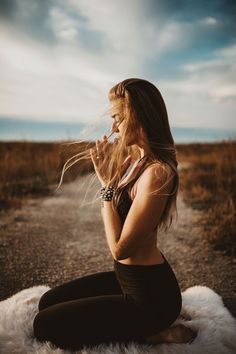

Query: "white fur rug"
(0, 285), (236, 354)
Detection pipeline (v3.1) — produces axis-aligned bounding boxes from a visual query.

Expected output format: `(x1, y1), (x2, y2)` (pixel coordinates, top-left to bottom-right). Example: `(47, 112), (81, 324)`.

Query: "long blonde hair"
(57, 78), (179, 232)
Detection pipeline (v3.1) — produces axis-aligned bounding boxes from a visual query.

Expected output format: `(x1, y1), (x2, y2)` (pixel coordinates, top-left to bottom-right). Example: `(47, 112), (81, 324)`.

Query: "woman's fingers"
(92, 135), (112, 166)
(96, 139), (102, 157)
(101, 135), (109, 155)
(90, 147), (97, 162)
(91, 137), (107, 165)
(96, 136), (110, 156)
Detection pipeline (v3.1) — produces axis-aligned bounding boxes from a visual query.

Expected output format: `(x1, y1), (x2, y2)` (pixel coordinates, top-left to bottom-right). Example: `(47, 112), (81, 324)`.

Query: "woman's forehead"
(110, 105), (121, 116)
(110, 99), (123, 113)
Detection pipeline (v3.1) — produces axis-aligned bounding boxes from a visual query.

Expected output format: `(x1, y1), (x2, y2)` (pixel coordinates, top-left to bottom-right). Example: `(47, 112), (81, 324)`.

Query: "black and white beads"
(100, 186), (116, 201)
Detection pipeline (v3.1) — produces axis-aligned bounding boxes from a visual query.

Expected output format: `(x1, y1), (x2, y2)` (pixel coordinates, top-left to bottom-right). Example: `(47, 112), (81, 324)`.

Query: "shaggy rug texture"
(0, 285), (235, 354)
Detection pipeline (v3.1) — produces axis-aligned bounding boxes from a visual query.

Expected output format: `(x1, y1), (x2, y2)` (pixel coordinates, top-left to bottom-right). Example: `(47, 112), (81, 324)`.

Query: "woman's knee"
(33, 308), (83, 350)
(38, 289), (55, 311)
(33, 312), (47, 341)
(33, 309), (58, 344)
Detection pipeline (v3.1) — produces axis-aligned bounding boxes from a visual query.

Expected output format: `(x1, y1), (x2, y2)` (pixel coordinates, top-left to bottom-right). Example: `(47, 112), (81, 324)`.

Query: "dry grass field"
(0, 140), (235, 257)
(177, 141), (236, 257)
(0, 141), (93, 210)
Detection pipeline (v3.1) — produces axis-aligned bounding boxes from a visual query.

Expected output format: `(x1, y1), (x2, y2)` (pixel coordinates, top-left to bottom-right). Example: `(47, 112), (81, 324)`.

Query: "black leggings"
(33, 252), (182, 351)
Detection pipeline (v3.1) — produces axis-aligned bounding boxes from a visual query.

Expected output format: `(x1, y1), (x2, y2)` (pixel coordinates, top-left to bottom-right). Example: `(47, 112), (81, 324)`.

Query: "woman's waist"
(114, 259), (181, 297)
(113, 250), (171, 276)
(115, 272), (181, 295)
(113, 246), (168, 266)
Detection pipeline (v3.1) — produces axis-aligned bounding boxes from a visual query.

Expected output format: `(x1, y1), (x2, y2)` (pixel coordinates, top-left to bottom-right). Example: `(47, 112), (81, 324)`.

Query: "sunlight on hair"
(56, 78), (180, 232)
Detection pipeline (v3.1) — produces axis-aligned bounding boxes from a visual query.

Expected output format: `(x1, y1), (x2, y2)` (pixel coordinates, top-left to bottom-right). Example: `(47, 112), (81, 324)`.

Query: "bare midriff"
(116, 232), (165, 266)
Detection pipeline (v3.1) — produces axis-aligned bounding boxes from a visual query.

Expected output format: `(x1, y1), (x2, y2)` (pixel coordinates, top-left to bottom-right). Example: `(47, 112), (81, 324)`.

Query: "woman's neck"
(118, 155), (149, 188)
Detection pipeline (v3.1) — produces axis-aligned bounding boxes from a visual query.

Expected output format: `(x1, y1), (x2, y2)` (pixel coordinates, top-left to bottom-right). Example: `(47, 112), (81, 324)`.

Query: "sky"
(0, 0), (236, 132)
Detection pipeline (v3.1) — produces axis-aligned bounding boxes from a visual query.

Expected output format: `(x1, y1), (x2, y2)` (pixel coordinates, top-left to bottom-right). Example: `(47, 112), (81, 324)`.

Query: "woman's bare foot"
(146, 324), (197, 344)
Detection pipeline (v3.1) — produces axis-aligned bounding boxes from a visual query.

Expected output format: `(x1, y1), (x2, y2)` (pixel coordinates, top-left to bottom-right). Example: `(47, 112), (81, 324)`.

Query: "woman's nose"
(112, 123), (119, 133)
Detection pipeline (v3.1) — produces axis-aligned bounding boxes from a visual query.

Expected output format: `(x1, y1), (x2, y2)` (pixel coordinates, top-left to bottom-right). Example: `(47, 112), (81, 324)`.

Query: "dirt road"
(0, 170), (235, 317)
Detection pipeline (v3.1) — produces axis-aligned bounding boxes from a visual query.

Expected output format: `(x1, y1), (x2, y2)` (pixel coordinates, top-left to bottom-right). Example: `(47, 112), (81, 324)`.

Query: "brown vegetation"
(0, 141), (93, 210)
(0, 140), (235, 257)
(177, 140), (236, 257)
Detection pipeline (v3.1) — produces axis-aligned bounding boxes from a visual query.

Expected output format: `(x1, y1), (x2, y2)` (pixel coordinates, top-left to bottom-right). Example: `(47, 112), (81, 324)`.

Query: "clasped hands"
(90, 135), (132, 187)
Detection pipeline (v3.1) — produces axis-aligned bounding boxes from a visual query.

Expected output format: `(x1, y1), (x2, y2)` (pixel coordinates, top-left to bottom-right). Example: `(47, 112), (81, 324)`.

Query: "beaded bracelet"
(100, 185), (116, 201)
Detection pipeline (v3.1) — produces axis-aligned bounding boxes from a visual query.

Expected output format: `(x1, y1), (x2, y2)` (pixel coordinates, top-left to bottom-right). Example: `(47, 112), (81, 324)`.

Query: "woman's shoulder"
(130, 161), (175, 199)
(140, 161), (174, 183)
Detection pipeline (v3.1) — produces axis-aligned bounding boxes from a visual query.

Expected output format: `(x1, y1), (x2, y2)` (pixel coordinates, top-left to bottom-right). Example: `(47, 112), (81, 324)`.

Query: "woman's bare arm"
(101, 200), (123, 260)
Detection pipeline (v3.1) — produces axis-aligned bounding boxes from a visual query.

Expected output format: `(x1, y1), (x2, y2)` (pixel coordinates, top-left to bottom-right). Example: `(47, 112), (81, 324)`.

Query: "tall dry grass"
(0, 141), (93, 210)
(177, 140), (236, 257)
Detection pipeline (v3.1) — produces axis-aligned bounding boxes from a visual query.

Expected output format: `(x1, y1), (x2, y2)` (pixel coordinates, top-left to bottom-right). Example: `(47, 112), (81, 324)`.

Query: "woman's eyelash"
(111, 115), (121, 124)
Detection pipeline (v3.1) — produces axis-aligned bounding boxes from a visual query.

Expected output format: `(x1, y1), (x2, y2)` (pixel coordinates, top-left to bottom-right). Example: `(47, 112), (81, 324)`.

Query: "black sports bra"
(116, 188), (133, 224)
(116, 159), (175, 228)
(116, 187), (159, 232)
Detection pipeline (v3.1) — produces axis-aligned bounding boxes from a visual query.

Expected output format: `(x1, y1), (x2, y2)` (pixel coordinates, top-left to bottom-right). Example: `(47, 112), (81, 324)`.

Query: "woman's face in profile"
(110, 102), (137, 146)
(111, 114), (134, 146)
(111, 114), (124, 136)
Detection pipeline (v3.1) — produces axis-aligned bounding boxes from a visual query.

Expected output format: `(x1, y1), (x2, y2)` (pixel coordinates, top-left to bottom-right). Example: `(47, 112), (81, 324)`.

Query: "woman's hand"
(90, 135), (132, 187)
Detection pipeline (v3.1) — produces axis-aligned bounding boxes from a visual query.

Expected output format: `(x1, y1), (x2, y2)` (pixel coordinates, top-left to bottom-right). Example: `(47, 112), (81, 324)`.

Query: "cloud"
(200, 16), (218, 25)
(0, 0), (56, 43)
(158, 43), (236, 129)
(49, 6), (79, 42)
(0, 24), (107, 122)
(0, 0), (235, 131)
(180, 44), (236, 100)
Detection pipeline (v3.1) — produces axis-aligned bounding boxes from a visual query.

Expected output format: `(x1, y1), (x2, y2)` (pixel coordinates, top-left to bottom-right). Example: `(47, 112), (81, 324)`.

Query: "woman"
(33, 78), (197, 351)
